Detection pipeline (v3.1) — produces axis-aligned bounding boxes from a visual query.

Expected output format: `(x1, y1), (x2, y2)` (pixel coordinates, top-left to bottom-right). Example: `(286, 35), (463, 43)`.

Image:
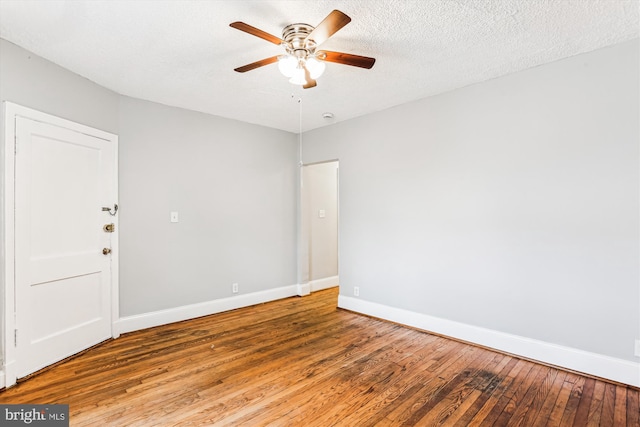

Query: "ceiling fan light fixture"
(306, 57), (326, 79)
(231, 10), (375, 89)
(278, 55), (298, 77)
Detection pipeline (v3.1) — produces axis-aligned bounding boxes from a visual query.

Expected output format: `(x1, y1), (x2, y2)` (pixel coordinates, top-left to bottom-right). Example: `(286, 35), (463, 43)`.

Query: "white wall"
(304, 161), (338, 281)
(302, 39), (639, 372)
(118, 96), (298, 316)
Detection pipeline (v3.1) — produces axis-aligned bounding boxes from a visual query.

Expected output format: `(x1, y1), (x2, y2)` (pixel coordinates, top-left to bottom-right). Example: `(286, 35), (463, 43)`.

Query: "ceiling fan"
(230, 10), (375, 89)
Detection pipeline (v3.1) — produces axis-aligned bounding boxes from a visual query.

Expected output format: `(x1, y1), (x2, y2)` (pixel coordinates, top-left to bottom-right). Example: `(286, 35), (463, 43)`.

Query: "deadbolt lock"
(102, 248), (112, 255)
(103, 223), (115, 233)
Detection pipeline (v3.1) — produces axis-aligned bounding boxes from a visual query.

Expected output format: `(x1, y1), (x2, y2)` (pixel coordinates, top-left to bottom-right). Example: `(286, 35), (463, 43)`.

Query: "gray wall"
(0, 39), (120, 133)
(118, 97), (298, 316)
(302, 39), (639, 362)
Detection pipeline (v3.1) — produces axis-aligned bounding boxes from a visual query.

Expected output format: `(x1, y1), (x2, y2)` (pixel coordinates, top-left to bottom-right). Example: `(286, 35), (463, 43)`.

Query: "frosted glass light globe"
(305, 57), (326, 79)
(278, 55), (297, 78)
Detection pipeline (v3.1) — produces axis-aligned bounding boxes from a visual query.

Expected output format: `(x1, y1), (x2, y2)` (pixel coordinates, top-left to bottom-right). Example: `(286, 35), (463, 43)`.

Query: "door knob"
(102, 248), (112, 255)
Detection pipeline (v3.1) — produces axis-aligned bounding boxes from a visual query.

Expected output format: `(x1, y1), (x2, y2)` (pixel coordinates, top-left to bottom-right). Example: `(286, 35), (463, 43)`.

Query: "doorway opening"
(299, 160), (339, 294)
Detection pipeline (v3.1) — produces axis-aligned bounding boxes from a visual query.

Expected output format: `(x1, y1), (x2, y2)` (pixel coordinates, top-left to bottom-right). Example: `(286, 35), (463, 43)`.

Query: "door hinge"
(14, 329), (18, 347)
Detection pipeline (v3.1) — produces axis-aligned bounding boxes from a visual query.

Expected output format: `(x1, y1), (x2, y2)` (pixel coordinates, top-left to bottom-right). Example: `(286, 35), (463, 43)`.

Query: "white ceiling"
(0, 1), (638, 133)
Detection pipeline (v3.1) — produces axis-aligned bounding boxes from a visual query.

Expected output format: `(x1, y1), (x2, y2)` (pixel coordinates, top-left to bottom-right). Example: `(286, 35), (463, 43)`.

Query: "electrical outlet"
(354, 286), (359, 297)
(232, 283), (239, 294)
(635, 339), (640, 357)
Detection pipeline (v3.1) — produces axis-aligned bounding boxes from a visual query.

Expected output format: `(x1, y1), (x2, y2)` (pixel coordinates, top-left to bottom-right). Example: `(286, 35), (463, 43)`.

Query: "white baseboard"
(115, 285), (299, 335)
(338, 295), (640, 388)
(0, 370), (5, 389)
(309, 275), (339, 292)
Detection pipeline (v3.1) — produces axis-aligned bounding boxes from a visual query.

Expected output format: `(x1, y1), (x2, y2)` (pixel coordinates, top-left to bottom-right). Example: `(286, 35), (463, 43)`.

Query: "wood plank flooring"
(1, 288), (637, 426)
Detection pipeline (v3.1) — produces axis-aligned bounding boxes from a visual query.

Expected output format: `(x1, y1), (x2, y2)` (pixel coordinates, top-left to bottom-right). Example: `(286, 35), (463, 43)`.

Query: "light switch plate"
(170, 212), (179, 223)
(318, 209), (326, 218)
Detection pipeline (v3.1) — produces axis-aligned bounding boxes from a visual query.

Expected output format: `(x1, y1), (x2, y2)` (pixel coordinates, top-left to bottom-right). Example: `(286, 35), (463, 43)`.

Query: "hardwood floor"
(1, 288), (637, 426)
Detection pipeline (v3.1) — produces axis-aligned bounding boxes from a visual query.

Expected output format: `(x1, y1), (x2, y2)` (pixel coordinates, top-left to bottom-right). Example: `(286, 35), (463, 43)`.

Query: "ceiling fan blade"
(306, 10), (351, 46)
(317, 51), (376, 69)
(234, 56), (280, 73)
(303, 66), (317, 89)
(230, 22), (284, 45)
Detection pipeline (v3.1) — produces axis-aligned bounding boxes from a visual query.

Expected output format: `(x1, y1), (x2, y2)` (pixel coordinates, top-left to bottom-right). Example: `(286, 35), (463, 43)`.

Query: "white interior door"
(14, 116), (117, 379)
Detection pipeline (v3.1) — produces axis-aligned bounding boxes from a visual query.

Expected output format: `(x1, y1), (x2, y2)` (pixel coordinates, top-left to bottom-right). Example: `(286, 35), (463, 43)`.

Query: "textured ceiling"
(0, 0), (638, 133)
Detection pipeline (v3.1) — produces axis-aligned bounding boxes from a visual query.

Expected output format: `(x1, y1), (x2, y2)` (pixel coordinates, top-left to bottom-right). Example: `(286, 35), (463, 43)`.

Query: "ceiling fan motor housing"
(282, 23), (316, 57)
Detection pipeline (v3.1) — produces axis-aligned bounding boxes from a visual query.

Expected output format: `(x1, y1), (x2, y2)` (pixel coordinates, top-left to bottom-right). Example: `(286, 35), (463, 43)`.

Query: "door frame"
(2, 102), (120, 388)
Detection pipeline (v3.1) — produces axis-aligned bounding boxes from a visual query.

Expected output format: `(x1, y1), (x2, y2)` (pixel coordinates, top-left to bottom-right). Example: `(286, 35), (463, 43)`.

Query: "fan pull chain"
(298, 97), (303, 167)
